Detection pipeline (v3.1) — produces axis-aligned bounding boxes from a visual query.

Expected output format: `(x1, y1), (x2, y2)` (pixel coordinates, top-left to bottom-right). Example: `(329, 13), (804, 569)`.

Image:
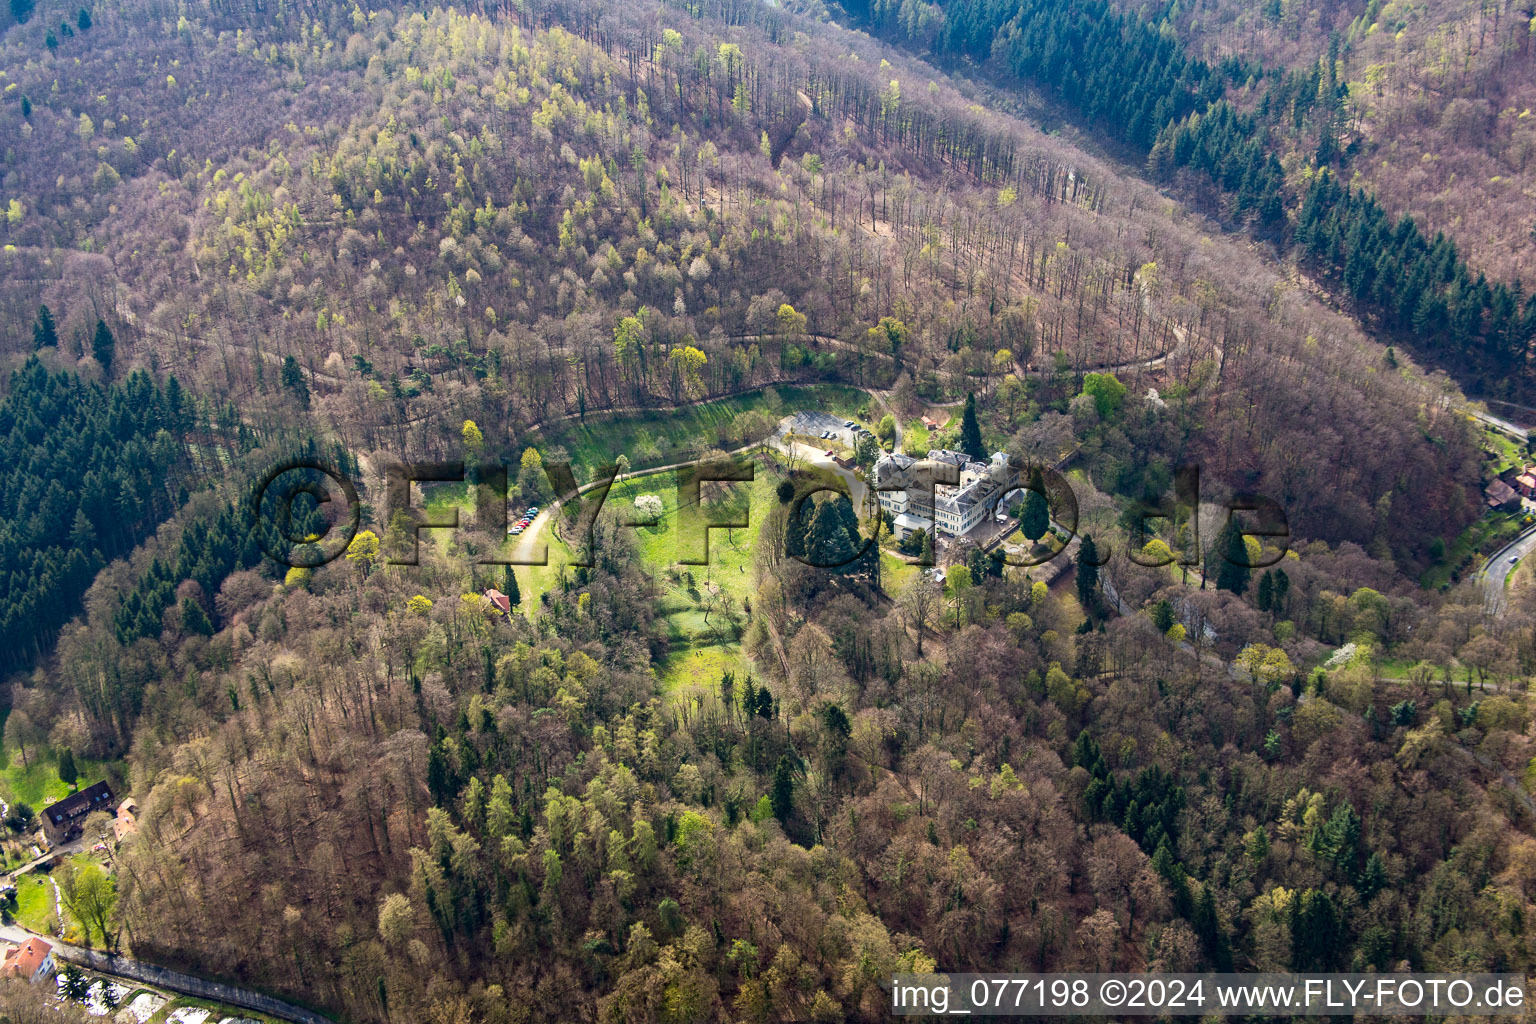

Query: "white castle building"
(873, 449), (1020, 540)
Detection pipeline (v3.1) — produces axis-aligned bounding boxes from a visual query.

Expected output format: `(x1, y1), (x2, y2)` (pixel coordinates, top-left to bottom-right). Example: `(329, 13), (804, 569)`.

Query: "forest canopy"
(0, 0), (1532, 1022)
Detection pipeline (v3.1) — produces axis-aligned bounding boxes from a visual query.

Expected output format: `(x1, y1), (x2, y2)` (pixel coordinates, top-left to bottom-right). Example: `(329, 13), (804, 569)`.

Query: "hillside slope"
(1, 2), (1532, 1023)
(1118, 0), (1536, 285)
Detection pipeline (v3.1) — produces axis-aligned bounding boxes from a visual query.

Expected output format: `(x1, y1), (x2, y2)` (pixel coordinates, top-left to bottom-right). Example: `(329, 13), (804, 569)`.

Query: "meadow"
(529, 384), (867, 475)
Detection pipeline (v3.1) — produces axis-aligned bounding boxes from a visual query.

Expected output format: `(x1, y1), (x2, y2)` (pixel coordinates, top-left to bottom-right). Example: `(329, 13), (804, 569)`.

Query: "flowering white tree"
(635, 494), (664, 520)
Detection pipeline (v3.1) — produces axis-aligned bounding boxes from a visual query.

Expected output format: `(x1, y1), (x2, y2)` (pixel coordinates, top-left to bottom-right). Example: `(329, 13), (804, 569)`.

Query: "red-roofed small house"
(113, 798), (139, 844)
(2, 937), (54, 983)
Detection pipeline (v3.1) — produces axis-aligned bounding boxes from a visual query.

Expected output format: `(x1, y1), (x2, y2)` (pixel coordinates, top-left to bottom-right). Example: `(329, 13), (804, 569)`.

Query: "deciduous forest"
(1, 0), (1535, 1021)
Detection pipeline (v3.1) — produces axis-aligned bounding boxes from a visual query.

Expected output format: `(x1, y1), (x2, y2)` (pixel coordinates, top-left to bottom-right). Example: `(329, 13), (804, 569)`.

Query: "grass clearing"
(417, 446), (793, 630)
(1047, 573), (1090, 631)
(656, 644), (755, 703)
(881, 551), (921, 592)
(612, 461), (785, 645)
(1484, 427), (1526, 476)
(12, 870), (60, 933)
(902, 423), (931, 455)
(0, 711), (114, 811)
(1375, 658), (1419, 681)
(509, 535), (575, 618)
(531, 383), (867, 475)
(1421, 510), (1532, 590)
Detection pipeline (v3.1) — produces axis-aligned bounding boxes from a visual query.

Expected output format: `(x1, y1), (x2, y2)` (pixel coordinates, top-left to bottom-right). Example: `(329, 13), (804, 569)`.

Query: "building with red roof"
(2, 937), (54, 983)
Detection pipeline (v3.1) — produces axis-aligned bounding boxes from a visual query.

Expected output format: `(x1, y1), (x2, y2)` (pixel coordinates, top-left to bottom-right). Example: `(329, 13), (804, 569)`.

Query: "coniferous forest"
(4, 0), (1536, 1020)
(0, 355), (200, 669)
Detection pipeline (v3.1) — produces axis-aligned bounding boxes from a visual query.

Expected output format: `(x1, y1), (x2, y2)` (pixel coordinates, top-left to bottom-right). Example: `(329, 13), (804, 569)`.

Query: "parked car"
(825, 449), (835, 457)
(510, 527), (524, 535)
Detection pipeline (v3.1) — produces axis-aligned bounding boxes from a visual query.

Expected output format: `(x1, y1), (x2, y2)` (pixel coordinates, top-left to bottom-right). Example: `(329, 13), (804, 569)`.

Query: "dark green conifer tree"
(181, 596), (214, 636)
(57, 748), (77, 791)
(281, 355), (310, 407)
(32, 305), (57, 350)
(770, 754), (796, 823)
(959, 392), (985, 460)
(1212, 518), (1251, 595)
(1076, 534), (1100, 605)
(1021, 466), (1050, 542)
(91, 319), (115, 373)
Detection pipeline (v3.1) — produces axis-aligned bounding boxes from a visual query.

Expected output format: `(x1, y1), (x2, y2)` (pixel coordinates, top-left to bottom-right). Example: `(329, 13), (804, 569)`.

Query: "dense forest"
(0, 0), (1534, 1022)
(844, 0), (1536, 398)
(1112, 0), (1536, 287)
(0, 353), (206, 670)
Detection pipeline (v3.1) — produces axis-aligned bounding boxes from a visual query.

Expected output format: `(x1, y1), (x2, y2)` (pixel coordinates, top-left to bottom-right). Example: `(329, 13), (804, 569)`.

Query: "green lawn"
(530, 383), (867, 476)
(0, 712), (113, 811)
(1421, 510), (1532, 590)
(10, 853), (107, 940)
(420, 451), (786, 627)
(612, 463), (782, 645)
(1484, 427), (1526, 476)
(656, 644), (755, 703)
(1049, 580), (1091, 632)
(616, 472), (770, 590)
(902, 423), (931, 456)
(0, 842), (31, 873)
(509, 535), (576, 619)
(12, 871), (59, 933)
(881, 551), (921, 591)
(0, 755), (79, 808)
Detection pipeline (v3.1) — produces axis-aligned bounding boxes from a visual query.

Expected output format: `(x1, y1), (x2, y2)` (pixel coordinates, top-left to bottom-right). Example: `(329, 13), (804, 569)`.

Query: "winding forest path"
(116, 301), (349, 392)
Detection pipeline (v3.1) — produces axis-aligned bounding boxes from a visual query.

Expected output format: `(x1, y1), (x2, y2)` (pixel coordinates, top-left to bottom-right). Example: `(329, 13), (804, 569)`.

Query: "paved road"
(1470, 407), (1531, 441)
(1479, 523), (1536, 613)
(771, 433), (871, 511)
(0, 922), (331, 1023)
